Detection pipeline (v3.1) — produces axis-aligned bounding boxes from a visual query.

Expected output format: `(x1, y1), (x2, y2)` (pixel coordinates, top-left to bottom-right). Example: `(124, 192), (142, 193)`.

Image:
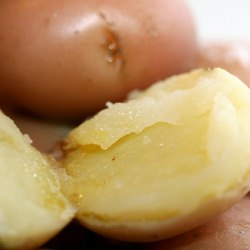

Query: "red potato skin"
(140, 195), (250, 250)
(0, 0), (197, 119)
(41, 196), (250, 249)
(194, 43), (250, 87)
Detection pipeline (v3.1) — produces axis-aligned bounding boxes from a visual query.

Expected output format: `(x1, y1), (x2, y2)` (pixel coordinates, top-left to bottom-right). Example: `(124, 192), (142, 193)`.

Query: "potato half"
(0, 111), (75, 249)
(61, 68), (250, 242)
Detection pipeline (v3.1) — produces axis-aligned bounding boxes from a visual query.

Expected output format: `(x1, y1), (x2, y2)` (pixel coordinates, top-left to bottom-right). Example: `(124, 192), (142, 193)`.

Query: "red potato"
(0, 0), (197, 120)
(194, 42), (250, 87)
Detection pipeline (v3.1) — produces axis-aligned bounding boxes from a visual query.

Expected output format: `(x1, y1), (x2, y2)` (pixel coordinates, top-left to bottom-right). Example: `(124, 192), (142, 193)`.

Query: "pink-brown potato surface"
(140, 195), (250, 250)
(194, 42), (250, 87)
(42, 195), (250, 249)
(0, 0), (196, 120)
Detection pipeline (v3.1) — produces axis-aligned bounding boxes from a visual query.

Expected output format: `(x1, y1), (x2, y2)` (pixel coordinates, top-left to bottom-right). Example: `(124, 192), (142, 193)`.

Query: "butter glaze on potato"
(61, 68), (250, 242)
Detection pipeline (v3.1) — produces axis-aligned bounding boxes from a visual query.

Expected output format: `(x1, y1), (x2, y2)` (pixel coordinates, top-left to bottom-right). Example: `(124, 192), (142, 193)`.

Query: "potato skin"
(140, 196), (250, 250)
(42, 197), (250, 249)
(194, 42), (250, 87)
(0, 0), (197, 119)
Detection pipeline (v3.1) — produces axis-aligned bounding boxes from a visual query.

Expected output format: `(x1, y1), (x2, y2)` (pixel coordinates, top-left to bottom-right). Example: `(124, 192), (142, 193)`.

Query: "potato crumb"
(23, 133), (33, 144)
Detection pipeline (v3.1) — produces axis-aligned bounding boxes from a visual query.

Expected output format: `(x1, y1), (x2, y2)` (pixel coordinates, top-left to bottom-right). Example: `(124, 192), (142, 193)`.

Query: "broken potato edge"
(0, 110), (75, 249)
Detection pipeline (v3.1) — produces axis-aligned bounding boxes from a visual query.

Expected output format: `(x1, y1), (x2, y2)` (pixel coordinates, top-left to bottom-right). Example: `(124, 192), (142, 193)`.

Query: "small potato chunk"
(0, 111), (75, 249)
(61, 68), (250, 242)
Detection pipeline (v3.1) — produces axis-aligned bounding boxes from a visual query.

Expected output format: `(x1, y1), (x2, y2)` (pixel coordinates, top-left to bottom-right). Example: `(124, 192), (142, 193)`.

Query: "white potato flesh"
(0, 111), (75, 249)
(62, 68), (250, 242)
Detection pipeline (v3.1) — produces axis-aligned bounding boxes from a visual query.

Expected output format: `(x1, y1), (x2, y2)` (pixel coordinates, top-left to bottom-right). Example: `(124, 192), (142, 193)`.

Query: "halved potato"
(61, 68), (250, 242)
(0, 111), (75, 249)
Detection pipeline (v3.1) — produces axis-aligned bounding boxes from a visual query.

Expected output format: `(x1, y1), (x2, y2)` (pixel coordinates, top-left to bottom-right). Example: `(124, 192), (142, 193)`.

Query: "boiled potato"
(0, 111), (75, 249)
(61, 68), (250, 242)
(0, 0), (196, 119)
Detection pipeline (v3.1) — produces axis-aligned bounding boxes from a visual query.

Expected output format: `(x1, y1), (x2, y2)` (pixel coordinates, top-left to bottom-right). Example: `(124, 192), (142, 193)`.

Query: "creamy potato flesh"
(62, 68), (250, 241)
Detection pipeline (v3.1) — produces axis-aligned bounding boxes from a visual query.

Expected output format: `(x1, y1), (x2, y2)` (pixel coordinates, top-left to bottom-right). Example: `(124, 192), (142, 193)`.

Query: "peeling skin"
(98, 12), (124, 71)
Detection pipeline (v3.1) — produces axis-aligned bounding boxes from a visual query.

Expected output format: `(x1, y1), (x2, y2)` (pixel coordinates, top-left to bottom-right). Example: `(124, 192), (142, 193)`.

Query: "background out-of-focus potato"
(0, 0), (197, 120)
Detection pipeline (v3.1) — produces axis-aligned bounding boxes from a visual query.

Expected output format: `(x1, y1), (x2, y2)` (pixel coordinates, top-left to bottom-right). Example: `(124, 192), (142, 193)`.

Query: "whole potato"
(0, 0), (197, 119)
